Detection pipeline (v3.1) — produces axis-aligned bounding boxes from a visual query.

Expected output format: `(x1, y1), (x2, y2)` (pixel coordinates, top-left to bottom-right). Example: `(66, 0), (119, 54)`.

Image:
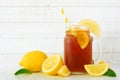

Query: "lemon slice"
(84, 63), (109, 76)
(66, 26), (90, 49)
(42, 54), (64, 75)
(77, 31), (89, 49)
(57, 65), (71, 77)
(78, 19), (101, 37)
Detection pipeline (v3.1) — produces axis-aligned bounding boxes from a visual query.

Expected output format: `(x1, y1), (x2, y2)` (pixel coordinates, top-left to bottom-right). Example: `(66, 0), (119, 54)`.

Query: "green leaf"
(103, 68), (116, 77)
(14, 68), (32, 75)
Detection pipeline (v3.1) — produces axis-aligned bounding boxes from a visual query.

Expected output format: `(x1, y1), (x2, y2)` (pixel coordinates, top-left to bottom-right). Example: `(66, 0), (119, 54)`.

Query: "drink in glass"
(64, 25), (93, 73)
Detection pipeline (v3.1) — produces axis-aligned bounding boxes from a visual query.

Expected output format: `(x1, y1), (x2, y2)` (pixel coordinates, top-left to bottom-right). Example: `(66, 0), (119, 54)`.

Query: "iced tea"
(64, 26), (93, 73)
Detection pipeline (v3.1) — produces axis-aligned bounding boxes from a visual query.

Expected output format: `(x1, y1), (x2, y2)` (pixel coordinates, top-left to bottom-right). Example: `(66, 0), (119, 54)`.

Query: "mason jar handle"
(93, 36), (102, 64)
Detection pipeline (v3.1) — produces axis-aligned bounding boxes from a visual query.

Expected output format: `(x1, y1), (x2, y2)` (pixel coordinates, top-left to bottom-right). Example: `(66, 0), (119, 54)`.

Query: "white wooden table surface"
(0, 53), (120, 80)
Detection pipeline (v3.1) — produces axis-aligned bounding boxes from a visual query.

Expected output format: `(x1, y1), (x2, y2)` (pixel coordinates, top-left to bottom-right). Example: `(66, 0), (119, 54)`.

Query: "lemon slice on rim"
(78, 19), (101, 37)
(84, 63), (109, 76)
(42, 54), (64, 75)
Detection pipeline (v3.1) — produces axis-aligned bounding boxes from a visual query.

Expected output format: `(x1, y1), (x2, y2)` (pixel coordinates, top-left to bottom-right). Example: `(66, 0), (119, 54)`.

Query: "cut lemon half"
(78, 19), (101, 37)
(84, 63), (109, 76)
(77, 31), (89, 49)
(57, 65), (71, 77)
(42, 54), (64, 75)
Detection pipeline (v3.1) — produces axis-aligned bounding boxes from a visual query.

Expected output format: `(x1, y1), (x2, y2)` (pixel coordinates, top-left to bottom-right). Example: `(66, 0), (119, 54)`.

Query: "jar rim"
(68, 25), (89, 30)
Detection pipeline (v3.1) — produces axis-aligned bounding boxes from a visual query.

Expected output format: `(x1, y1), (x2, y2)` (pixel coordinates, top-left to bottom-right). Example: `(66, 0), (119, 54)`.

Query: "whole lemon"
(20, 50), (47, 72)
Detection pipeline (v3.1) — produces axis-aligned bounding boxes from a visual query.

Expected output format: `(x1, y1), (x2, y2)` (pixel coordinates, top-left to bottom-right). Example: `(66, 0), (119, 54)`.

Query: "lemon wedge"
(84, 63), (109, 76)
(57, 65), (71, 77)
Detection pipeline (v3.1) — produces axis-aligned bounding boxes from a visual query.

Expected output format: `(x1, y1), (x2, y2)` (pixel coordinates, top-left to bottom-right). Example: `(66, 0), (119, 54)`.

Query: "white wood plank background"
(0, 0), (120, 54)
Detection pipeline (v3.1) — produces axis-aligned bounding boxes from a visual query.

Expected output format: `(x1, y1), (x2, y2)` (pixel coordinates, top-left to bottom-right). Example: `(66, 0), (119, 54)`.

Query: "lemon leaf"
(103, 68), (116, 77)
(14, 68), (32, 75)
